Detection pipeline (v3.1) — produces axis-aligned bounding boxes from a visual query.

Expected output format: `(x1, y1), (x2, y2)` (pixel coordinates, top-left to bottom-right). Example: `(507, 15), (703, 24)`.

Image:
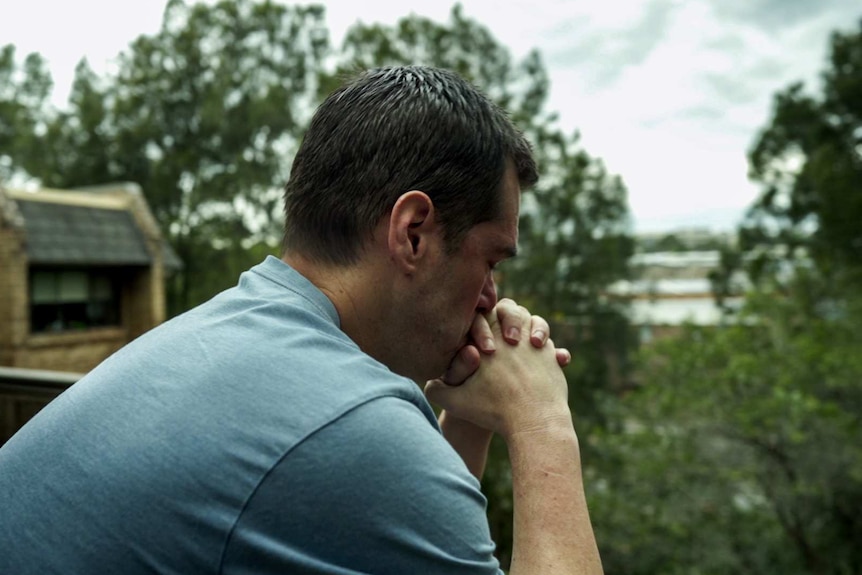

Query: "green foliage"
(32, 59), (114, 186)
(741, 19), (862, 284)
(592, 275), (862, 574)
(0, 44), (52, 181)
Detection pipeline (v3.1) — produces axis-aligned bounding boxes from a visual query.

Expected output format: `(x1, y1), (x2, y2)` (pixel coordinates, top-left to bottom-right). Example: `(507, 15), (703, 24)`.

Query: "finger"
(440, 344), (481, 386)
(529, 314), (550, 348)
(469, 314), (496, 355)
(555, 347), (571, 367)
(495, 299), (529, 344)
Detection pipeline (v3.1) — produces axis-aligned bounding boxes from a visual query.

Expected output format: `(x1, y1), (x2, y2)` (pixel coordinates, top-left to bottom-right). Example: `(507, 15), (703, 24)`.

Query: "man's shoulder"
(223, 395), (500, 575)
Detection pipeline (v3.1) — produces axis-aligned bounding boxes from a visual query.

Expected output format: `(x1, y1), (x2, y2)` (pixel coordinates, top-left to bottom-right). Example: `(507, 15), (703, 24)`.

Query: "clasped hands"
(425, 298), (572, 439)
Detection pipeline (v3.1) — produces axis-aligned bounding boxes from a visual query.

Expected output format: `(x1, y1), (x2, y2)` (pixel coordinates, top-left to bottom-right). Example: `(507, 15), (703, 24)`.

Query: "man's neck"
(282, 251), (391, 365)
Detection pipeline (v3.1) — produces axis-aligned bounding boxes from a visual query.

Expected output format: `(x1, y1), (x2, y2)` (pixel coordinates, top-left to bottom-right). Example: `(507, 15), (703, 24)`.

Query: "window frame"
(28, 267), (123, 334)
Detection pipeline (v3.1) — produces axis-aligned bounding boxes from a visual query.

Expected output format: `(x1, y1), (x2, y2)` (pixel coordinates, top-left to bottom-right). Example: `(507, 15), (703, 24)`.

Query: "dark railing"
(0, 366), (83, 445)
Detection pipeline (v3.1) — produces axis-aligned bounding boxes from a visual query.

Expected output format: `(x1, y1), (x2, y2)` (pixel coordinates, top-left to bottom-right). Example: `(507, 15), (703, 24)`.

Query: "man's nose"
(476, 272), (498, 314)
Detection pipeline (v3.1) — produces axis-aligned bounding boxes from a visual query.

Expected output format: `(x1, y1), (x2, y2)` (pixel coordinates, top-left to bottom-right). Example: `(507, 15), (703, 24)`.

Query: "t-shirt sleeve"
(220, 396), (503, 575)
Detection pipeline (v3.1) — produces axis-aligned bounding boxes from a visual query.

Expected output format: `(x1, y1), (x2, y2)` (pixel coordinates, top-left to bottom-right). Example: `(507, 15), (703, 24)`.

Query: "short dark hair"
(282, 66), (537, 265)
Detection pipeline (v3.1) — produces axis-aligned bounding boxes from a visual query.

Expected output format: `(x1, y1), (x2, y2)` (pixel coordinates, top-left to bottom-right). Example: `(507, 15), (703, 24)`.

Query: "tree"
(711, 20), (862, 319)
(0, 44), (52, 182)
(739, 19), (862, 285)
(18, 0), (329, 313)
(29, 59), (115, 187)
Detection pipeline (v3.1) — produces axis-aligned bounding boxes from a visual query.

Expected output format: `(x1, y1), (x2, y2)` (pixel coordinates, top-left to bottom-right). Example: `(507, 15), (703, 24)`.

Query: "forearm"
(438, 410), (493, 481)
(506, 415), (603, 575)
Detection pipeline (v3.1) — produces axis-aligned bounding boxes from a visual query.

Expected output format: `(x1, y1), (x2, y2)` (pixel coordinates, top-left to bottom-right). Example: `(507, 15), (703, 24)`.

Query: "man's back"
(0, 257), (500, 574)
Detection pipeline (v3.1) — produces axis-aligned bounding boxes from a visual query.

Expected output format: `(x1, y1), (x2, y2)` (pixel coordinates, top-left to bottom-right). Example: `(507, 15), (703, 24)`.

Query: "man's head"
(281, 66), (537, 264)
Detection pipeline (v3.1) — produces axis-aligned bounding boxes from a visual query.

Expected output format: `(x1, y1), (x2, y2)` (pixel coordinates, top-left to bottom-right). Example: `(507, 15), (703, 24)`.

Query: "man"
(0, 66), (602, 574)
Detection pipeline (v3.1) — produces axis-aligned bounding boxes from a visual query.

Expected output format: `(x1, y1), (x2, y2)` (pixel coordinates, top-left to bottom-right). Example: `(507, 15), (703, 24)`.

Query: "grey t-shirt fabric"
(0, 256), (502, 574)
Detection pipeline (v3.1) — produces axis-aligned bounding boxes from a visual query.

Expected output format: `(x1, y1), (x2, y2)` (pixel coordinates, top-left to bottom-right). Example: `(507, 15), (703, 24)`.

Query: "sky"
(1, 0), (859, 233)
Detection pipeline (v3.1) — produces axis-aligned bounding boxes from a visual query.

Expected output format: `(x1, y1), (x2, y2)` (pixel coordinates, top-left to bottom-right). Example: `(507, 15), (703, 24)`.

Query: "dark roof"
(17, 200), (154, 266)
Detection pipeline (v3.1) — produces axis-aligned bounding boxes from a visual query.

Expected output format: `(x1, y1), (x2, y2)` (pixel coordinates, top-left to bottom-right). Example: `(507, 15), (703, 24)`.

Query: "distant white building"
(610, 251), (744, 343)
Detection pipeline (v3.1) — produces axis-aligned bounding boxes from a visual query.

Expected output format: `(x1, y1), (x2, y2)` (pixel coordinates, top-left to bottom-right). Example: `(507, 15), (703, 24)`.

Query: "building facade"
(611, 250), (744, 344)
(0, 183), (179, 442)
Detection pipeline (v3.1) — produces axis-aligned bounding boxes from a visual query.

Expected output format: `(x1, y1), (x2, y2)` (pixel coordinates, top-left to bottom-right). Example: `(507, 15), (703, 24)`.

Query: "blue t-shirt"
(0, 256), (501, 574)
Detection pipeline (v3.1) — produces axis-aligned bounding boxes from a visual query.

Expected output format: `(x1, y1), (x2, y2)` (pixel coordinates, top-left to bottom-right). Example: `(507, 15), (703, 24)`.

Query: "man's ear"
(387, 191), (437, 272)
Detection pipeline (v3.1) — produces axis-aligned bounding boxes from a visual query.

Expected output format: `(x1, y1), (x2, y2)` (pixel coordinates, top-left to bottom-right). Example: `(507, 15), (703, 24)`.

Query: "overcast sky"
(2, 0), (859, 232)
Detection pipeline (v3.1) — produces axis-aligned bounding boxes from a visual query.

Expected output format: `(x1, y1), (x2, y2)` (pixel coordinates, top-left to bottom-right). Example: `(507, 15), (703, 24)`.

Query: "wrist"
(500, 405), (578, 447)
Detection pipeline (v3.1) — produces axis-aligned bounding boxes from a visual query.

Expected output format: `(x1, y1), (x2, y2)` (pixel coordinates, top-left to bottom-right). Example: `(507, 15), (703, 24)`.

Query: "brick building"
(0, 182), (179, 442)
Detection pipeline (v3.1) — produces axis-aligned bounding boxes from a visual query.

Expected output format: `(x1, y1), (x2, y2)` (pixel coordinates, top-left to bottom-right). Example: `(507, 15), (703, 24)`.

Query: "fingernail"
(531, 329), (546, 342)
(483, 337), (496, 352)
(506, 327), (520, 342)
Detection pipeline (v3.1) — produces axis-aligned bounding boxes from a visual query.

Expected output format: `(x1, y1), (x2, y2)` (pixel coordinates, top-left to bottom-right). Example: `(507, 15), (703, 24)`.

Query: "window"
(30, 269), (120, 333)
